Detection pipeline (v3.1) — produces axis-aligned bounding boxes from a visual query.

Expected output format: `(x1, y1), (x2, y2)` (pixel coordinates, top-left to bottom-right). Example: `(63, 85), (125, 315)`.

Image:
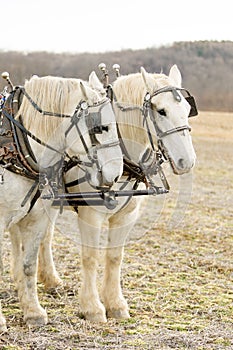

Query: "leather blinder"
(185, 95), (198, 117)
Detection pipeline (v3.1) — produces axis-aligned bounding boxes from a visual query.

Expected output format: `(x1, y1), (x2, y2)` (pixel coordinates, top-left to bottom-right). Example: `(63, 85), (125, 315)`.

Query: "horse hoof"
(44, 277), (63, 289)
(25, 311), (48, 328)
(107, 308), (130, 319)
(26, 317), (48, 328)
(83, 312), (107, 323)
(38, 273), (63, 289)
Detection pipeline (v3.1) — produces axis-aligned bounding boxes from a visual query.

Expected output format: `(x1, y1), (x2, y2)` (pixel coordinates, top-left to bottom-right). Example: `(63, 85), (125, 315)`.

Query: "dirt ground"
(0, 111), (233, 349)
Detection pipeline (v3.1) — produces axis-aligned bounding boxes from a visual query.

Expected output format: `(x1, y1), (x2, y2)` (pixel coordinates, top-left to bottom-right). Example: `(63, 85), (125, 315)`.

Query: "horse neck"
(113, 72), (177, 163)
(18, 77), (82, 167)
(116, 108), (151, 163)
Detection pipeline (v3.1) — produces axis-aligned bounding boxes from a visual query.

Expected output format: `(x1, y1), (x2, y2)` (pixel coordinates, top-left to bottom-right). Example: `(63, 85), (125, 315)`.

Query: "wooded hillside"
(0, 41), (232, 111)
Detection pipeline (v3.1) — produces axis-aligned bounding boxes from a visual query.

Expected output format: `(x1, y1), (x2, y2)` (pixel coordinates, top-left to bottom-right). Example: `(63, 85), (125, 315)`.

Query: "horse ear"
(169, 65), (182, 87)
(89, 71), (105, 93)
(141, 67), (156, 92)
(80, 81), (89, 100)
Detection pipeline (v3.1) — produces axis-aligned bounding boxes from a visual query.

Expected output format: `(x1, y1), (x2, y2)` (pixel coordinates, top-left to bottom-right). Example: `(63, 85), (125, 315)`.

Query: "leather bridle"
(142, 86), (197, 140)
(111, 84), (198, 191)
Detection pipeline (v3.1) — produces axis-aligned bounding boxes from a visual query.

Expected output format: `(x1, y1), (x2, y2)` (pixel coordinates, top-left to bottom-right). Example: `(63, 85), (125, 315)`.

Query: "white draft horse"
(0, 72), (123, 331)
(38, 65), (196, 323)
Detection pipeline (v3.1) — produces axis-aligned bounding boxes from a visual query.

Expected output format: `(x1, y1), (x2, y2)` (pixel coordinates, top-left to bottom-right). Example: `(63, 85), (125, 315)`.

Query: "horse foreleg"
(38, 214), (62, 289)
(0, 230), (3, 275)
(10, 215), (48, 327)
(9, 224), (22, 285)
(0, 302), (7, 332)
(78, 208), (107, 322)
(102, 245), (130, 319)
(102, 199), (140, 319)
(0, 248), (7, 331)
(80, 246), (107, 322)
(0, 224), (7, 331)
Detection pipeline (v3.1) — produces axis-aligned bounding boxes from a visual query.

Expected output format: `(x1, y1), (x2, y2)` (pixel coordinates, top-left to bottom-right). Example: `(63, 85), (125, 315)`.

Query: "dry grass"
(1, 111), (233, 349)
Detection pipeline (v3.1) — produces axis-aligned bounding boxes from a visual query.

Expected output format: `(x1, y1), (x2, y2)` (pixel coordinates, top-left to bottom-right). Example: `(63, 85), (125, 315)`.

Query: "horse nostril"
(178, 158), (185, 169)
(114, 176), (120, 183)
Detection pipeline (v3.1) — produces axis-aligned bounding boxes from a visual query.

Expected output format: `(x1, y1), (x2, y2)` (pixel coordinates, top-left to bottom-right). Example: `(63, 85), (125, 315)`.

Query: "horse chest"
(0, 171), (33, 223)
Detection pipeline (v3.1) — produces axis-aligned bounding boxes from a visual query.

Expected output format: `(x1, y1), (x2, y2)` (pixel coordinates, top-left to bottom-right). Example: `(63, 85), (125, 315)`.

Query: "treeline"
(0, 41), (233, 111)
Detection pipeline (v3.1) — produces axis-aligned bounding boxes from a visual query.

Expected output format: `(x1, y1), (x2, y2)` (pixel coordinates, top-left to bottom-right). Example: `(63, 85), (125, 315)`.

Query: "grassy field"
(0, 111), (233, 349)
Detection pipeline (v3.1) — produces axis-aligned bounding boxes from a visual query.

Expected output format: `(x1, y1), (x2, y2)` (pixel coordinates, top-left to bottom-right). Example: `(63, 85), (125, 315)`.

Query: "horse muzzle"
(171, 157), (196, 175)
(159, 139), (196, 175)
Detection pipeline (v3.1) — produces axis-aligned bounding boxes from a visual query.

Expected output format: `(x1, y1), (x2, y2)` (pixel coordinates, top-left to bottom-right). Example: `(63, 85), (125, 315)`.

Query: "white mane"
(113, 72), (170, 147)
(17, 75), (82, 142)
(113, 72), (170, 105)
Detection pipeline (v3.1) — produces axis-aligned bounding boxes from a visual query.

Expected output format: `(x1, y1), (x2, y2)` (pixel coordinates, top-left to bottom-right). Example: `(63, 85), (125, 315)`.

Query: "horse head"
(141, 65), (196, 175)
(66, 71), (123, 188)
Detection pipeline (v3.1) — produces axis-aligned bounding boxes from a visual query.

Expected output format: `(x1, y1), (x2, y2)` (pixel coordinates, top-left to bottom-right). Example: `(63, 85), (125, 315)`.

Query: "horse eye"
(158, 109), (166, 116)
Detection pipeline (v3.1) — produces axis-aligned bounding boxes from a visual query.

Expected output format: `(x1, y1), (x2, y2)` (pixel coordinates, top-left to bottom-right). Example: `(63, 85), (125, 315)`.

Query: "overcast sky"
(1, 0), (232, 53)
